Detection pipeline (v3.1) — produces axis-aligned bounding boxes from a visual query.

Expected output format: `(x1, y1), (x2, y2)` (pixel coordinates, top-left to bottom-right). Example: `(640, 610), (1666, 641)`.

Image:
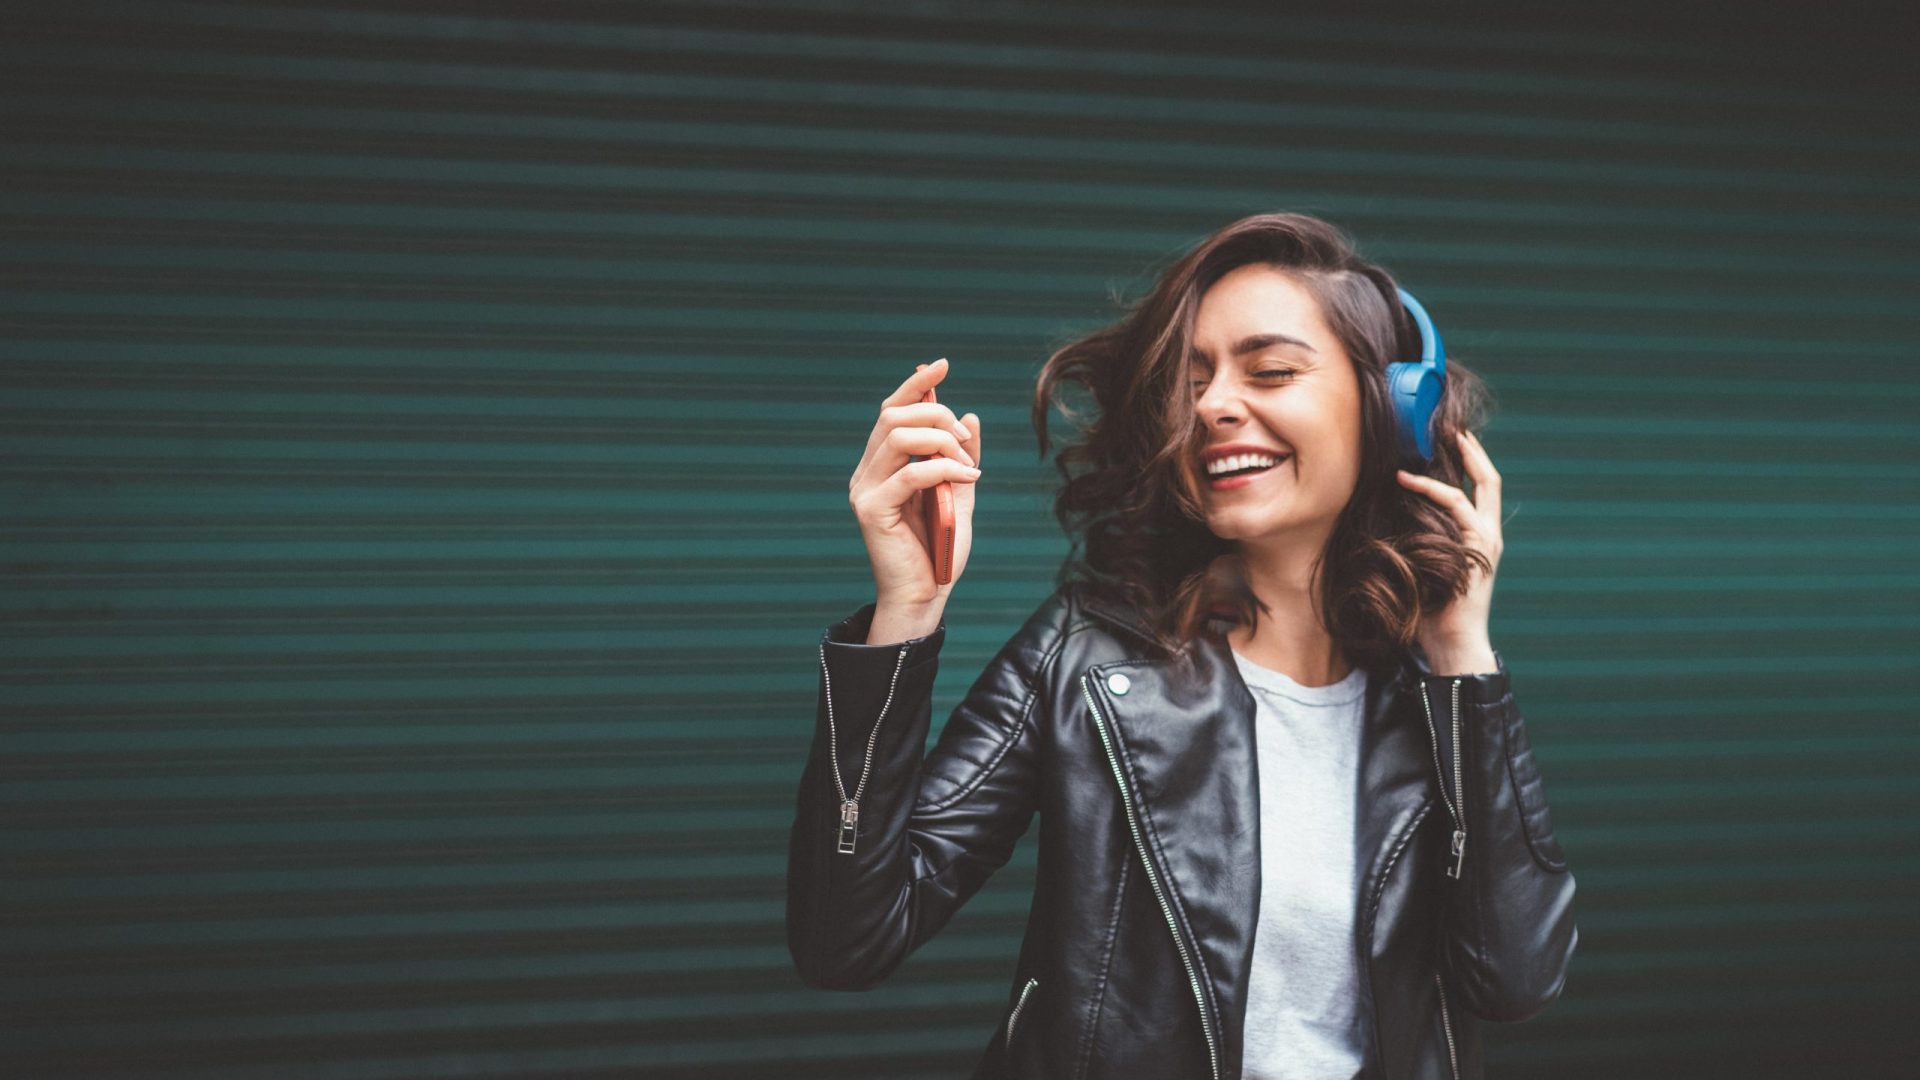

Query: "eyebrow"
(1189, 333), (1317, 363)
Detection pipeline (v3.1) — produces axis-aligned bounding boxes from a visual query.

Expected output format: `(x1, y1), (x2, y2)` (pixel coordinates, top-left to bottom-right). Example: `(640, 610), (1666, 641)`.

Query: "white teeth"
(1205, 453), (1283, 476)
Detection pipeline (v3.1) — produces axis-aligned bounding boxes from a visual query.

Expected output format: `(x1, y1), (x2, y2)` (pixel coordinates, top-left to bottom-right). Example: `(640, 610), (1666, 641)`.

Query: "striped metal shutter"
(5, 2), (1914, 1077)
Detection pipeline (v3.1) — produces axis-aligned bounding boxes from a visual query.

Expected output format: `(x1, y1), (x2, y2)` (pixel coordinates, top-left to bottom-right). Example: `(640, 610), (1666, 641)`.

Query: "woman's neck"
(1226, 619), (1352, 688)
(1229, 541), (1351, 688)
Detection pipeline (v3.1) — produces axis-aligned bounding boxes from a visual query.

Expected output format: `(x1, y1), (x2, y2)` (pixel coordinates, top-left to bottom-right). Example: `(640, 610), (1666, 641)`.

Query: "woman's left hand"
(1395, 430), (1502, 675)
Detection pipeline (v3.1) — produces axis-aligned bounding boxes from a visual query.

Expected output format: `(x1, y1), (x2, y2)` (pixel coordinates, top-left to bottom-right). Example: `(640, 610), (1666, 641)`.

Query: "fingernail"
(953, 423), (972, 440)
(963, 466), (981, 477)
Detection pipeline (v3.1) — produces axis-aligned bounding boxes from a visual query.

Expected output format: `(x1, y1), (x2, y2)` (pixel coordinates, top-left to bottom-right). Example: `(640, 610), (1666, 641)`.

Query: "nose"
(1193, 369), (1243, 429)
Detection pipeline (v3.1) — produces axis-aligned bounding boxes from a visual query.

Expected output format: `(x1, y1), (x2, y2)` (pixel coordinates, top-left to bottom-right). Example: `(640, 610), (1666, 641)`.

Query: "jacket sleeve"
(1417, 648), (1579, 1022)
(785, 592), (1064, 991)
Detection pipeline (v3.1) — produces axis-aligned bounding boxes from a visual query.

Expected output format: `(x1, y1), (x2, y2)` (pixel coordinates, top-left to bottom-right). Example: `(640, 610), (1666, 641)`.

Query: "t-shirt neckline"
(1229, 649), (1368, 707)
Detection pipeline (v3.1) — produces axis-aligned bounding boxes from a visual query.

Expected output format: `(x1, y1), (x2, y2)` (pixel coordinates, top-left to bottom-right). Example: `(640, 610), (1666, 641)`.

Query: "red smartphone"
(918, 377), (956, 585)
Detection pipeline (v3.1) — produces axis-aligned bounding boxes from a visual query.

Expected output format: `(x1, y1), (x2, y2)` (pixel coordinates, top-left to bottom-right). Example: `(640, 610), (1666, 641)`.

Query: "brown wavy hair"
(1029, 211), (1495, 675)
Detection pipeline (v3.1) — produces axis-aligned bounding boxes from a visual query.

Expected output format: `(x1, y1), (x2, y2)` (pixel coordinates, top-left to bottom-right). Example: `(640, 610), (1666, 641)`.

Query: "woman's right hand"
(849, 358), (983, 611)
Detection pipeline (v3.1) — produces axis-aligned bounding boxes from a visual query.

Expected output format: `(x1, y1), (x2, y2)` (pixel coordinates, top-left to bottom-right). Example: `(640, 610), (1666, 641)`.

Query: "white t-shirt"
(1231, 649), (1370, 1080)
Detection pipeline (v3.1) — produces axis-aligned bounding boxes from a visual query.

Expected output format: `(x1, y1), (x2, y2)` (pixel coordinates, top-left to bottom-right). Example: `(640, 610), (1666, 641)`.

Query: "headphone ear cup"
(1387, 360), (1443, 465)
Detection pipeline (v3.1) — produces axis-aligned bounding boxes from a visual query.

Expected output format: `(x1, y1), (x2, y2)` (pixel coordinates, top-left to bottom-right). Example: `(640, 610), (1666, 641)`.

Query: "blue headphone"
(1388, 286), (1447, 465)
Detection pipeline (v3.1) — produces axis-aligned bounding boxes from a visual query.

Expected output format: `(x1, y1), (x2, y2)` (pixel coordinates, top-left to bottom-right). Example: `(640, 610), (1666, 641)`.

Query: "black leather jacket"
(787, 582), (1577, 1079)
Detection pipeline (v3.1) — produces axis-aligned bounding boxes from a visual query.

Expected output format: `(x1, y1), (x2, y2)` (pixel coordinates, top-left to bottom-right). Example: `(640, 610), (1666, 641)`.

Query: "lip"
(1200, 441), (1289, 465)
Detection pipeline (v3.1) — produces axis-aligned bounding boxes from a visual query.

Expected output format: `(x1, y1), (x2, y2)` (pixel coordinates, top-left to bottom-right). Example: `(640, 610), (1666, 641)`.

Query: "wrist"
(1424, 636), (1498, 677)
(868, 599), (945, 646)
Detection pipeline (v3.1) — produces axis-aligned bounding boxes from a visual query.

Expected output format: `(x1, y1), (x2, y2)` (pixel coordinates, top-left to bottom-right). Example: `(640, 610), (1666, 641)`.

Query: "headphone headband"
(1394, 286), (1446, 375)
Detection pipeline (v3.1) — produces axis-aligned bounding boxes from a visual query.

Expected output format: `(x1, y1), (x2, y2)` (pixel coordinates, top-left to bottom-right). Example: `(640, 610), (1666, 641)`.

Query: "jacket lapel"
(1078, 593), (1433, 1078)
(1080, 611), (1260, 1077)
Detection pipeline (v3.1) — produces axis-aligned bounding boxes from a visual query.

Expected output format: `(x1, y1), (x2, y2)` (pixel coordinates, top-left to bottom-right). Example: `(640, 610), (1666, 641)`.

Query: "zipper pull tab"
(837, 799), (860, 855)
(1448, 829), (1467, 879)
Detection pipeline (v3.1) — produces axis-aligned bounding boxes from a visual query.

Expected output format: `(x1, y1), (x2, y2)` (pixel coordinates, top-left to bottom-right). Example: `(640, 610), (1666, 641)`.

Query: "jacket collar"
(1076, 591), (1433, 1078)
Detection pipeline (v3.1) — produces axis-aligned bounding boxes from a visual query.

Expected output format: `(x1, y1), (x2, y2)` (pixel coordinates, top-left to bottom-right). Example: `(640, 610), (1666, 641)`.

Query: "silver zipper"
(1450, 679), (1465, 878)
(819, 642), (909, 855)
(1006, 976), (1039, 1045)
(1433, 972), (1460, 1080)
(1082, 673), (1221, 1080)
(1419, 676), (1468, 879)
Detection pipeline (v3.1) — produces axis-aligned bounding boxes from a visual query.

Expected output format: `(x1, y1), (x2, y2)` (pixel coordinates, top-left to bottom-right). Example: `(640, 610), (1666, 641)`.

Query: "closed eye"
(1190, 370), (1297, 388)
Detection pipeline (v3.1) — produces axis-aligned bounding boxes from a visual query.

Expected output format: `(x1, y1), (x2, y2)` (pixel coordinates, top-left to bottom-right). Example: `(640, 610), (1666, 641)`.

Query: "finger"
(896, 362), (965, 439)
(950, 413), (983, 522)
(1456, 431), (1502, 524)
(890, 424), (976, 469)
(885, 358), (947, 409)
(874, 457), (982, 510)
(856, 396), (967, 480)
(951, 449), (977, 525)
(855, 358), (949, 477)
(1395, 470), (1480, 532)
(883, 401), (968, 438)
(854, 423), (973, 492)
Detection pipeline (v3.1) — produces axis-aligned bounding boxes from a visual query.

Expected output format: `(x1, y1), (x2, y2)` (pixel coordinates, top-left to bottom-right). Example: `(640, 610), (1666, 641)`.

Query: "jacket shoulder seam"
(1502, 700), (1570, 874)
(912, 609), (1079, 816)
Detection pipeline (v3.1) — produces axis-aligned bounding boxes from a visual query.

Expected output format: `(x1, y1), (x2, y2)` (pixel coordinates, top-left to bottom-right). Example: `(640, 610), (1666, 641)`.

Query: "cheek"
(1280, 401), (1363, 487)
(1274, 400), (1348, 456)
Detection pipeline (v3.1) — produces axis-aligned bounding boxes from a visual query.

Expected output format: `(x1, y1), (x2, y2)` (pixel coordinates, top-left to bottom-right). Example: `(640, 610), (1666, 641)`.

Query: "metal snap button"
(1107, 673), (1131, 696)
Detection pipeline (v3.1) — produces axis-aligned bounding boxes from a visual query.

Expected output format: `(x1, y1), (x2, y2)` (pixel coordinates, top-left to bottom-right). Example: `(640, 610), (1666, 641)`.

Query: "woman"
(787, 212), (1577, 1080)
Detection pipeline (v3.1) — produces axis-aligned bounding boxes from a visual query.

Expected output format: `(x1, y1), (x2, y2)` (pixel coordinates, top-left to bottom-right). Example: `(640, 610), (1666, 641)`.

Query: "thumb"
(962, 412), (981, 468)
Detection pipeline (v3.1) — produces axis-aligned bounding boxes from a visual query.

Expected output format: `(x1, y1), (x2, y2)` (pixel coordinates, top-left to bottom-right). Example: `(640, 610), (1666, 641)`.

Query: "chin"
(1206, 502), (1333, 541)
(1206, 511), (1288, 539)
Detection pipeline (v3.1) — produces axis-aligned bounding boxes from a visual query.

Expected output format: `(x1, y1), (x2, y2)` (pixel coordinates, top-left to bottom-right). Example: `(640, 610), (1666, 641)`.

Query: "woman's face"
(1188, 263), (1365, 550)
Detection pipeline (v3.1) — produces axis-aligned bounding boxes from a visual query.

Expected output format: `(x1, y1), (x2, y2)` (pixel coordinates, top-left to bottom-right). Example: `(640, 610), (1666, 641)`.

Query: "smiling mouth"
(1203, 455), (1290, 486)
(1210, 460), (1280, 478)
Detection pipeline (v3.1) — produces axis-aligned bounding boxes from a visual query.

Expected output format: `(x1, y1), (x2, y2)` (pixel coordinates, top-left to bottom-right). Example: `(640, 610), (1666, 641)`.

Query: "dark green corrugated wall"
(4, 2), (1916, 1076)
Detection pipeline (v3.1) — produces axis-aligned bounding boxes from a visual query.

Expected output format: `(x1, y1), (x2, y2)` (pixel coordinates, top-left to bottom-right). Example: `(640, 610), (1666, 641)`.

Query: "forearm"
(787, 596), (1053, 994)
(788, 602), (945, 990)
